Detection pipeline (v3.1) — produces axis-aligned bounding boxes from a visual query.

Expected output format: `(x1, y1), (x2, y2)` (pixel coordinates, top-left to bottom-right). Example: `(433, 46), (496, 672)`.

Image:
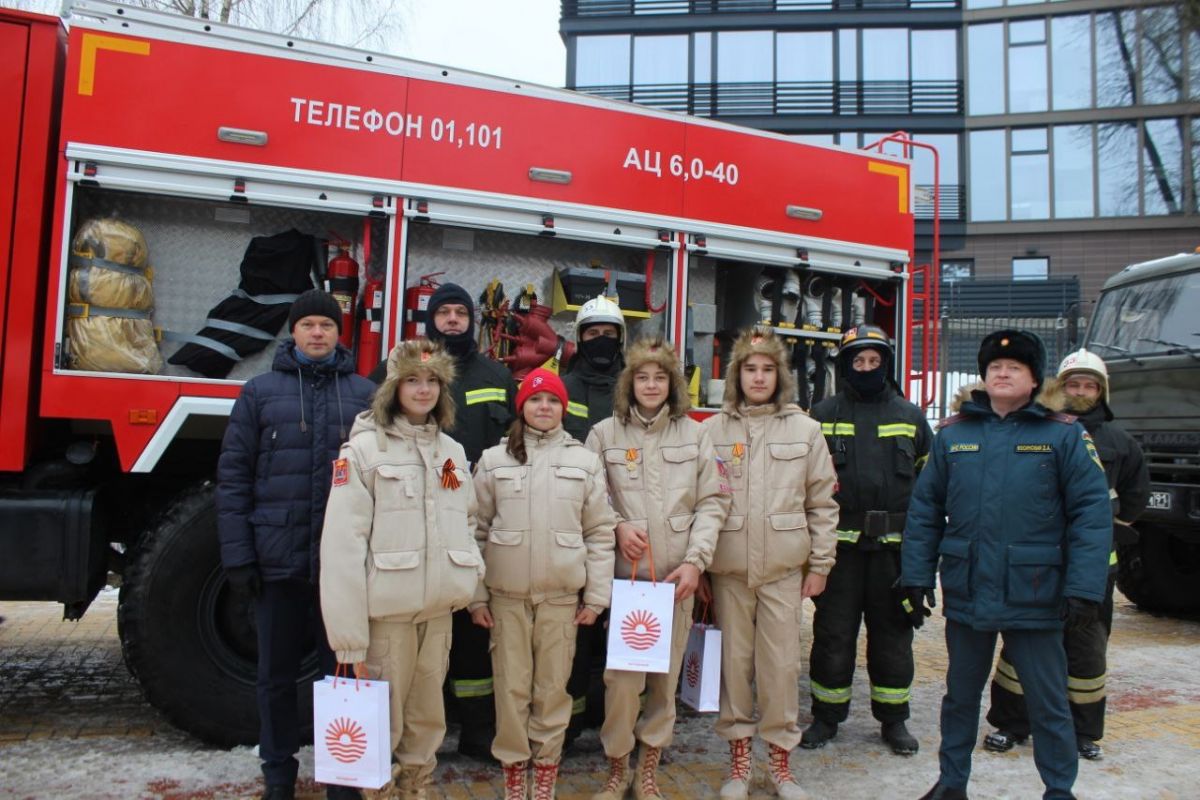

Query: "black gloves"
(901, 586), (936, 629)
(1063, 597), (1099, 632)
(225, 564), (262, 598)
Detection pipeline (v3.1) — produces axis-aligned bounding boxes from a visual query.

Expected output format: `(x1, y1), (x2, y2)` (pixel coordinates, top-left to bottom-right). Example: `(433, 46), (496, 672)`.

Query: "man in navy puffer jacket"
(218, 289), (375, 800)
(901, 329), (1111, 800)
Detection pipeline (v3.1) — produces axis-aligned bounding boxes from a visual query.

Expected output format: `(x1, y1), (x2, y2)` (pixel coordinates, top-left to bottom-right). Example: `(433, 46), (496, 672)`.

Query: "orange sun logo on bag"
(685, 651), (701, 687)
(325, 716), (368, 764)
(621, 609), (662, 651)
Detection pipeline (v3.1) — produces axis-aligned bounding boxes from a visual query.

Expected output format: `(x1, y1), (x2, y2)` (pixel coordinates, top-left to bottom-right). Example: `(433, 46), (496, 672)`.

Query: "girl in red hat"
(470, 368), (616, 800)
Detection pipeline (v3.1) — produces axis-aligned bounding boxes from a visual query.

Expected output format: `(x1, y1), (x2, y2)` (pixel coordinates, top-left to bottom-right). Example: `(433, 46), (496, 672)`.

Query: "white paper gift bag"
(606, 550), (675, 674)
(678, 616), (721, 712)
(313, 671), (391, 789)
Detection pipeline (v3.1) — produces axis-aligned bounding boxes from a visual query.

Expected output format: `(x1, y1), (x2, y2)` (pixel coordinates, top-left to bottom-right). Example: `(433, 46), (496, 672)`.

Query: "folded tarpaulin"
(167, 229), (319, 378)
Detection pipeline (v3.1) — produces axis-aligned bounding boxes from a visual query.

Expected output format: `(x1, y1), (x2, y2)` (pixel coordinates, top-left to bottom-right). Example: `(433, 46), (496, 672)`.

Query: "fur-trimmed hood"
(722, 327), (797, 413)
(613, 337), (691, 421)
(947, 376), (1066, 416)
(371, 339), (457, 429)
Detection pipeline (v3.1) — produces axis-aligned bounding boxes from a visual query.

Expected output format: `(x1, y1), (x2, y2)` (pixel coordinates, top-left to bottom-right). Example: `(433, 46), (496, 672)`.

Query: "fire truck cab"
(0, 1), (920, 744)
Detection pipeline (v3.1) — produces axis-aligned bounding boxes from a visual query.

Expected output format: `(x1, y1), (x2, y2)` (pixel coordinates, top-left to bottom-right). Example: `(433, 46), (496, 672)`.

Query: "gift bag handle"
(629, 539), (657, 585)
(698, 600), (712, 625)
(334, 660), (364, 691)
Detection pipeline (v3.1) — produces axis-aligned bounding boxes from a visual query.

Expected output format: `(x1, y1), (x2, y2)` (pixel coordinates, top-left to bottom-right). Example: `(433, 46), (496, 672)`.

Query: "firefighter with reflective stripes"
(984, 349), (1149, 761)
(370, 282), (518, 760)
(802, 325), (932, 755)
(561, 294), (627, 742)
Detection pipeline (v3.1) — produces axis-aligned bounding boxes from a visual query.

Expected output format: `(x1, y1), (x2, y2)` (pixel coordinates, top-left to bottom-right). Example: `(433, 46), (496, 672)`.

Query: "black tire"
(1115, 524), (1200, 614)
(117, 481), (318, 746)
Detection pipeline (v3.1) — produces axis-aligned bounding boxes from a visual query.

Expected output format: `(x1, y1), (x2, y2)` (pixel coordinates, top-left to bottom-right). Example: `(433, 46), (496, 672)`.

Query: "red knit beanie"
(516, 368), (568, 412)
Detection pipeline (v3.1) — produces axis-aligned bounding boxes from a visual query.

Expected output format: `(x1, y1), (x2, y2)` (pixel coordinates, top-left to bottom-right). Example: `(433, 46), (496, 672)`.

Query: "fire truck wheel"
(1115, 526), (1200, 614)
(117, 481), (317, 746)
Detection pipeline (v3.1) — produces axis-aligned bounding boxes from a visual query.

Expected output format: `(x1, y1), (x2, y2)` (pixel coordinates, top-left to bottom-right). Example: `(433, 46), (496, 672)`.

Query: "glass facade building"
(560, 0), (1200, 301)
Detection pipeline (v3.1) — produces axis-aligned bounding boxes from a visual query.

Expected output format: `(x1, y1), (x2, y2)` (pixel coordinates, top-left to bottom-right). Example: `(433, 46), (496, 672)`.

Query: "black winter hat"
(426, 282), (475, 319)
(288, 288), (342, 332)
(978, 329), (1046, 386)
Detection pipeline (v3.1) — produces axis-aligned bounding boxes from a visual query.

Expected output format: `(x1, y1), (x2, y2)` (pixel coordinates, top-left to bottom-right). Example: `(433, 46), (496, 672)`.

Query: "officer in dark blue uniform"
(901, 330), (1112, 800)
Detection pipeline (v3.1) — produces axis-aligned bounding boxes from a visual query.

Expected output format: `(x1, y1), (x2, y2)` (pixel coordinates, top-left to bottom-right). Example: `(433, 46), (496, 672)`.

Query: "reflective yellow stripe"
(821, 422), (856, 436)
(567, 401), (589, 419)
(878, 423), (917, 438)
(572, 695), (587, 715)
(915, 454), (929, 469)
(1109, 549), (1118, 566)
(836, 529), (861, 544)
(879, 533), (903, 544)
(870, 684), (912, 704)
(811, 679), (852, 704)
(993, 658), (1023, 695)
(1067, 672), (1106, 704)
(452, 678), (494, 698)
(465, 388), (507, 405)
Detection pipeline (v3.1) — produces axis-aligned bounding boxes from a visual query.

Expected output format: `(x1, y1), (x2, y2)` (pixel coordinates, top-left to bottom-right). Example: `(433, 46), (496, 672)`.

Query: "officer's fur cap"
(977, 329), (1047, 389)
(614, 337), (691, 421)
(372, 339), (457, 429)
(723, 327), (796, 412)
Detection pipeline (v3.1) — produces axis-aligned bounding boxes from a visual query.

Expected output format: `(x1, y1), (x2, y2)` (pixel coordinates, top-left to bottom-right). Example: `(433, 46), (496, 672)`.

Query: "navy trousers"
(256, 578), (336, 787)
(939, 620), (1077, 800)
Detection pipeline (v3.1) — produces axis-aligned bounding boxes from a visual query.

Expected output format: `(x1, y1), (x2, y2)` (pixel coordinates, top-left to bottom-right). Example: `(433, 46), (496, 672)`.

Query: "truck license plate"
(1148, 491), (1172, 511)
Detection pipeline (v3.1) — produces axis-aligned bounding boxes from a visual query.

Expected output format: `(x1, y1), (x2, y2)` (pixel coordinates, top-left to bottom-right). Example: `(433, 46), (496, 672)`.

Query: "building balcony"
(563, 0), (959, 16)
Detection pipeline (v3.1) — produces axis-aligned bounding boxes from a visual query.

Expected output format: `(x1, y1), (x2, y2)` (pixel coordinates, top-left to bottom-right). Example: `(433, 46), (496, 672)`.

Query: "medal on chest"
(730, 442), (745, 477)
(625, 447), (640, 480)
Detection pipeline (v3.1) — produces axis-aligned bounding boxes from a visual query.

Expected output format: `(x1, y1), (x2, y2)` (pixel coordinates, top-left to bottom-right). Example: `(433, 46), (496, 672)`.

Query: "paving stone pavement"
(1, 586), (1198, 799)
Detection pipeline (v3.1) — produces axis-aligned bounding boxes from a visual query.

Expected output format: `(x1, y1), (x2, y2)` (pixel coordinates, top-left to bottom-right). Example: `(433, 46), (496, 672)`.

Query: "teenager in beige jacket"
(700, 328), (839, 800)
(470, 368), (616, 800)
(320, 340), (483, 800)
(584, 337), (730, 800)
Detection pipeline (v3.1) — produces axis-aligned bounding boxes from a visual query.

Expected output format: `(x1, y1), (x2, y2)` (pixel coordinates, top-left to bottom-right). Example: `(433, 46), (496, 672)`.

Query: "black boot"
(261, 786), (295, 800)
(917, 783), (968, 800)
(882, 720), (919, 755)
(456, 695), (496, 761)
(324, 786), (362, 800)
(1077, 736), (1103, 760)
(799, 717), (838, 749)
(982, 729), (1027, 752)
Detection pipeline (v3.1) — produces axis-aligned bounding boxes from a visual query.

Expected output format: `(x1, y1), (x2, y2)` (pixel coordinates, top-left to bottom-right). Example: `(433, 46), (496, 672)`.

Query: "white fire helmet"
(1057, 348), (1109, 403)
(574, 294), (625, 344)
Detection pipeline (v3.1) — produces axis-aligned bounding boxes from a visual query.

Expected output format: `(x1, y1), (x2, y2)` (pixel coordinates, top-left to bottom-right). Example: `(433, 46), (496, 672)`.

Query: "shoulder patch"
(939, 413), (965, 429)
(332, 457), (349, 486)
(1049, 411), (1078, 424)
(1082, 430), (1104, 471)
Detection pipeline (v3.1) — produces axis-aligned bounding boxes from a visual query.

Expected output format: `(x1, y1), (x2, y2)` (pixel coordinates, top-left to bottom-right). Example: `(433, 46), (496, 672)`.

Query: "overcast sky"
(396, 0), (566, 88)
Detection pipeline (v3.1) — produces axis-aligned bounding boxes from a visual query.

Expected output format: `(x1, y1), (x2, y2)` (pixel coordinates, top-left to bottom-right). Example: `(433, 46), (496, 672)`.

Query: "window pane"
(778, 32), (833, 82)
(941, 260), (974, 282)
(1010, 20), (1046, 46)
(1012, 127), (1047, 152)
(793, 134), (836, 146)
(1141, 6), (1183, 105)
(1053, 125), (1094, 218)
(965, 0), (1002, 8)
(968, 24), (1004, 115)
(1013, 257), (1049, 280)
(970, 129), (1007, 221)
(1096, 11), (1137, 108)
(912, 134), (960, 183)
(863, 29), (908, 81)
(839, 29), (857, 82)
(912, 30), (957, 81)
(1143, 118), (1184, 215)
(717, 31), (773, 83)
(576, 35), (630, 87)
(1009, 42), (1048, 112)
(1097, 121), (1139, 216)
(633, 36), (688, 86)
(1051, 15), (1092, 110)
(695, 33), (712, 84)
(1012, 152), (1049, 219)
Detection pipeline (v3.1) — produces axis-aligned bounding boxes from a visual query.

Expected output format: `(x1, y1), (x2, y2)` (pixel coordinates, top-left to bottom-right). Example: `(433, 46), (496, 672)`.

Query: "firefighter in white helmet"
(562, 294), (627, 744)
(983, 348), (1149, 762)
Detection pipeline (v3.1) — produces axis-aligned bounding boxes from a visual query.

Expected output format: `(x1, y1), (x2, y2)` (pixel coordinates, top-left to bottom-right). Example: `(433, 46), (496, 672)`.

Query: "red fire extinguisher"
(324, 234), (359, 349)
(403, 272), (444, 339)
(356, 277), (385, 376)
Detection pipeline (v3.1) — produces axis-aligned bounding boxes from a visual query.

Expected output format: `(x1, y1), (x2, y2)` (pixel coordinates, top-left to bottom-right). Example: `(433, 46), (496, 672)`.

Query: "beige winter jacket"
(701, 403), (839, 588)
(320, 412), (483, 663)
(472, 426), (616, 613)
(586, 409), (730, 580)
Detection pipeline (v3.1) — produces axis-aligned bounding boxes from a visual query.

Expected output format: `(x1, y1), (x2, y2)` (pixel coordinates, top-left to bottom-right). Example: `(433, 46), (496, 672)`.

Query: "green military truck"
(1084, 250), (1200, 614)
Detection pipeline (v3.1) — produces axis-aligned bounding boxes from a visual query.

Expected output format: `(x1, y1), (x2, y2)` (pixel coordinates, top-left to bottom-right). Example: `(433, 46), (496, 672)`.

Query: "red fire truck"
(0, 1), (927, 744)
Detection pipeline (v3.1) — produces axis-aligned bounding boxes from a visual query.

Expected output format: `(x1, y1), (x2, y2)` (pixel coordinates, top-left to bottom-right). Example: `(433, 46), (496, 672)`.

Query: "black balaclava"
(425, 282), (476, 361)
(843, 346), (889, 398)
(578, 327), (621, 372)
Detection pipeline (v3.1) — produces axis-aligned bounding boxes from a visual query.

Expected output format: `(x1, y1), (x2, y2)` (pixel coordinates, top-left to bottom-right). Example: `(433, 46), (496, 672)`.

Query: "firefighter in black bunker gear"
(802, 325), (932, 755)
(368, 282), (517, 760)
(983, 348), (1149, 761)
